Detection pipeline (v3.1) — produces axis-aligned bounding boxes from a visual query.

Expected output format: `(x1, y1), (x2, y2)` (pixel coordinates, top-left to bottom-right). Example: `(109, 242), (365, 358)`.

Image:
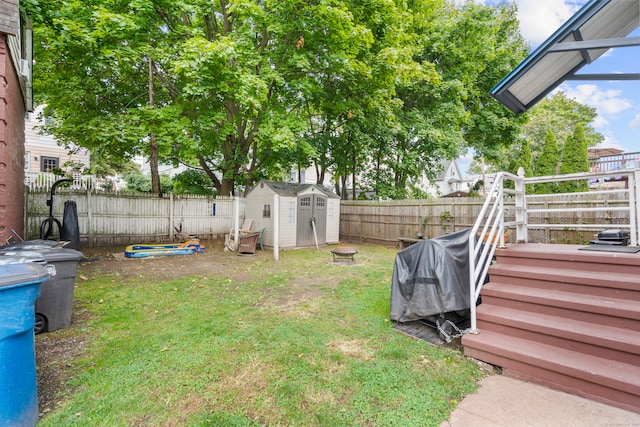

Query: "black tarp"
(390, 229), (479, 323)
(60, 201), (80, 249)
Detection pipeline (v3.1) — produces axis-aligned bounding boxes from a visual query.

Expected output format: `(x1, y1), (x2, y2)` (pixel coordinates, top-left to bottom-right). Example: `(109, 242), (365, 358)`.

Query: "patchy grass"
(39, 243), (484, 426)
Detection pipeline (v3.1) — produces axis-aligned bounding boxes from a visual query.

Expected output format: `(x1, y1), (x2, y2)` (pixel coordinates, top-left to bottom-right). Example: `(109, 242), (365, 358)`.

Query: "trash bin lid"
(0, 247), (83, 262)
(0, 252), (47, 265)
(0, 239), (65, 250)
(0, 262), (49, 288)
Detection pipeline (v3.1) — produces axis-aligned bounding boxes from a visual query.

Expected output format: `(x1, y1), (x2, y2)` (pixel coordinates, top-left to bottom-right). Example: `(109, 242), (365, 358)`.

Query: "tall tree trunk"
(149, 58), (161, 196)
(317, 164), (325, 186)
(351, 149), (356, 201)
(221, 178), (235, 197)
(341, 175), (348, 200)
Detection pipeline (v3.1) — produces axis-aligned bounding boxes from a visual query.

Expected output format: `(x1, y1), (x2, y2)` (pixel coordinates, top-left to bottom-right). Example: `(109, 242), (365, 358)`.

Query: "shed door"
(296, 194), (327, 247)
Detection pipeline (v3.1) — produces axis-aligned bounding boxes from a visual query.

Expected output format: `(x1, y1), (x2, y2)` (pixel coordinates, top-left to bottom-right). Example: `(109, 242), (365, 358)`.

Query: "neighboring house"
(0, 2), (33, 243)
(133, 155), (187, 178)
(463, 172), (497, 196)
(288, 165), (335, 192)
(419, 159), (470, 197)
(24, 105), (90, 175)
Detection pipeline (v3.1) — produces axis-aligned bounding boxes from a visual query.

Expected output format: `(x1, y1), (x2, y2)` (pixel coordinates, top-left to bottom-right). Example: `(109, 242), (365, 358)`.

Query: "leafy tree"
(31, 0), (375, 197)
(29, 0), (531, 200)
(558, 125), (589, 193)
(436, 2), (530, 162)
(534, 131), (560, 194)
(172, 169), (216, 196)
(522, 92), (603, 160)
(124, 171), (173, 194)
(341, 1), (530, 198)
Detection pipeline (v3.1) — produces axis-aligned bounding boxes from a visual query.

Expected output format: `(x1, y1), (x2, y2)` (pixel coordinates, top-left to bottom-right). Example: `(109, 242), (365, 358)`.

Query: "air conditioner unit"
(19, 59), (30, 77)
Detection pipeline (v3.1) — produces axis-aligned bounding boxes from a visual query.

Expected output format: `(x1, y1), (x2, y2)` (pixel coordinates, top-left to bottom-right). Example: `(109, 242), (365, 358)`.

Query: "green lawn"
(39, 244), (483, 426)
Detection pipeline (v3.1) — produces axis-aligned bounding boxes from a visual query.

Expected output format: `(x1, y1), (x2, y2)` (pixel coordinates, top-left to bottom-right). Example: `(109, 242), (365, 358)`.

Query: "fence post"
(87, 188), (93, 247)
(632, 170), (640, 246)
(169, 192), (175, 241)
(515, 168), (527, 243)
(273, 193), (279, 261)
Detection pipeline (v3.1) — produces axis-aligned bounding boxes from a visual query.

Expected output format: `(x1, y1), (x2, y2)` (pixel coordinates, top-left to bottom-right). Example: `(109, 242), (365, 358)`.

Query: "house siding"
(24, 107), (90, 173)
(0, 1), (19, 36)
(0, 33), (26, 243)
(277, 196), (297, 248)
(245, 190), (274, 245)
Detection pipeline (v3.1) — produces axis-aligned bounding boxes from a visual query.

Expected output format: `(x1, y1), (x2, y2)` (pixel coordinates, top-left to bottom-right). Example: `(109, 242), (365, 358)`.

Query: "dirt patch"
(35, 304), (91, 416)
(326, 339), (374, 360)
(79, 239), (259, 283)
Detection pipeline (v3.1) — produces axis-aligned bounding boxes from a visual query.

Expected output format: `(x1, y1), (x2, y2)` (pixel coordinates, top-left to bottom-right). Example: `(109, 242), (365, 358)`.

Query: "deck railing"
(589, 151), (640, 173)
(469, 167), (640, 333)
(469, 171), (524, 333)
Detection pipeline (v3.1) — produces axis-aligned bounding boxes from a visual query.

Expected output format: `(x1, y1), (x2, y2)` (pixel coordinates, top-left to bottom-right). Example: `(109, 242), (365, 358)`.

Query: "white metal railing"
(25, 172), (96, 191)
(468, 167), (640, 334)
(469, 171), (524, 333)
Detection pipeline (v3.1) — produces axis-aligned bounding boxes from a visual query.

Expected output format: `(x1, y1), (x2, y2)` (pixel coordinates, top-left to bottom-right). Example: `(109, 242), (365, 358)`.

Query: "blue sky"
(458, 0), (640, 173)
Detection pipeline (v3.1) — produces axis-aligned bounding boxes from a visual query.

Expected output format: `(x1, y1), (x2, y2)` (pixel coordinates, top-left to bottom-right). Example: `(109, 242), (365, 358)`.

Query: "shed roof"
(248, 180), (340, 199)
(491, 0), (640, 114)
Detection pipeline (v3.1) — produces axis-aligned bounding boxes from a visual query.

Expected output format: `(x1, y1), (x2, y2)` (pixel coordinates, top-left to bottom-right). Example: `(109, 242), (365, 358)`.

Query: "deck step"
(462, 330), (640, 413)
(475, 304), (640, 366)
(481, 282), (640, 321)
(488, 264), (640, 299)
(494, 244), (640, 275)
(464, 243), (640, 413)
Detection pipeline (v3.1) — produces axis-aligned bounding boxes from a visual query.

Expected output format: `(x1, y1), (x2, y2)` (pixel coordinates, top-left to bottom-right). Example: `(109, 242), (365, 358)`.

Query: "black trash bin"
(0, 242), (84, 334)
(0, 259), (49, 427)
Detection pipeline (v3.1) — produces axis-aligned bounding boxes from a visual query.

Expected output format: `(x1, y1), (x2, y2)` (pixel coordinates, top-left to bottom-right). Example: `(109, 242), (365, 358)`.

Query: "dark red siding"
(0, 34), (26, 243)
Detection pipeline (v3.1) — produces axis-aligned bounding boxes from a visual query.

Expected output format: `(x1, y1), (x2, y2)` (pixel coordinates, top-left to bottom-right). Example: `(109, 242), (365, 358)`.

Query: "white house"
(24, 105), (90, 175)
(288, 165), (335, 192)
(244, 180), (340, 249)
(418, 159), (471, 197)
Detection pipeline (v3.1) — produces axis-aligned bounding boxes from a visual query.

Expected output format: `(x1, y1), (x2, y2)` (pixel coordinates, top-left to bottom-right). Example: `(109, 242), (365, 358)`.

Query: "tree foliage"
(558, 125), (590, 193)
(28, 0), (530, 199)
(522, 92), (603, 161)
(534, 131), (560, 194)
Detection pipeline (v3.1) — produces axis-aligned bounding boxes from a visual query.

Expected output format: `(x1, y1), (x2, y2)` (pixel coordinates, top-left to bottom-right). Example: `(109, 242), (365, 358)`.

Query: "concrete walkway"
(440, 375), (639, 427)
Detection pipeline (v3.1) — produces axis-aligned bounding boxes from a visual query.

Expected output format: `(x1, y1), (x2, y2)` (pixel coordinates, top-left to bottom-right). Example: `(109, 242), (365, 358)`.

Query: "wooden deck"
(462, 243), (640, 414)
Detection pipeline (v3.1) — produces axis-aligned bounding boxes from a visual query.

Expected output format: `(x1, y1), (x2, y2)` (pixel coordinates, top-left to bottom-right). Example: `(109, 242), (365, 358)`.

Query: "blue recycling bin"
(0, 260), (49, 427)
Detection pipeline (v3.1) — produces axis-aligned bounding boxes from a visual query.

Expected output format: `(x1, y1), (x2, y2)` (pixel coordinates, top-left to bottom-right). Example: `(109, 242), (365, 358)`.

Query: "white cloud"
(562, 84), (633, 116)
(630, 114), (640, 129)
(514, 0), (585, 45)
(592, 115), (609, 128)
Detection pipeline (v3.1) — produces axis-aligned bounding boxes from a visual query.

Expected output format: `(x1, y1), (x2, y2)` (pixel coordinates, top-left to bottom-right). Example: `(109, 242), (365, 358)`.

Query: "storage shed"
(245, 180), (340, 249)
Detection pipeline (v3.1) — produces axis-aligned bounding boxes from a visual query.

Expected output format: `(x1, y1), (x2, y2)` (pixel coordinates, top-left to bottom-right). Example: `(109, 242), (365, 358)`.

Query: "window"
(316, 198), (325, 208)
(263, 204), (271, 218)
(288, 202), (295, 223)
(301, 196), (311, 207)
(40, 156), (59, 172)
(24, 152), (30, 171)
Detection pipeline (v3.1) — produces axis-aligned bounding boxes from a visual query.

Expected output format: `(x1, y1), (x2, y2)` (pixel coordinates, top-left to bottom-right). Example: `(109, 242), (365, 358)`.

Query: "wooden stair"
(462, 243), (640, 414)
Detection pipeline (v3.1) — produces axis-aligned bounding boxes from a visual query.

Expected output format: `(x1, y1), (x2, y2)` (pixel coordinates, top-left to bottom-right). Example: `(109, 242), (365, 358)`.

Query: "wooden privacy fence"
(24, 189), (629, 247)
(340, 191), (630, 246)
(24, 190), (246, 246)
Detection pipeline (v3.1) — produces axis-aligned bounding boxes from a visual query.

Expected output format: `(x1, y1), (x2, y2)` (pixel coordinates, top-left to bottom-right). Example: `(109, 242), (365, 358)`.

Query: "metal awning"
(492, 0), (640, 114)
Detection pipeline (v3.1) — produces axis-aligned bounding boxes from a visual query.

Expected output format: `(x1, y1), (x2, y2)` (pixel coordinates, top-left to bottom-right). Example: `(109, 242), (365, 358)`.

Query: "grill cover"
(390, 229), (480, 323)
